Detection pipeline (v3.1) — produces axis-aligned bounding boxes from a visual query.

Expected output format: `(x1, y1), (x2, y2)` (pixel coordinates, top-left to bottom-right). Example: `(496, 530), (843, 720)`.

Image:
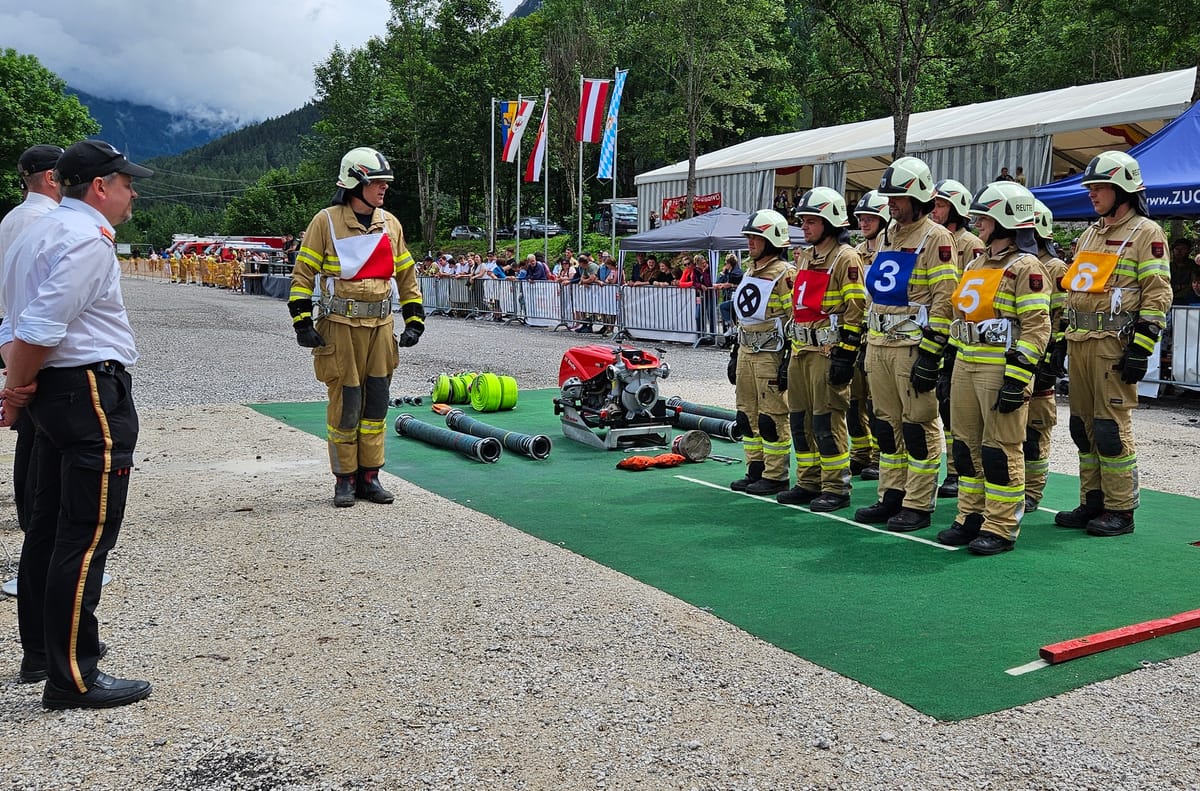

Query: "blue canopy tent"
(1032, 101), (1200, 219)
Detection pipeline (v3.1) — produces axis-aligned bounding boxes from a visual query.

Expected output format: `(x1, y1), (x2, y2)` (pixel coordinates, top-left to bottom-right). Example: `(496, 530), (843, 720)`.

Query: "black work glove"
(993, 375), (1027, 413)
(910, 349), (940, 394)
(936, 345), (957, 403)
(293, 317), (325, 348)
(727, 344), (738, 386)
(1048, 337), (1068, 378)
(1033, 360), (1058, 393)
(1119, 322), (1158, 384)
(828, 345), (856, 387)
(398, 323), (424, 348)
(776, 348), (791, 393)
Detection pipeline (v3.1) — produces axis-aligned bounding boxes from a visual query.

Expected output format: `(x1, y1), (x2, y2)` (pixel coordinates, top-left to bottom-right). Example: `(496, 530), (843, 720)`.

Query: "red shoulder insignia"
(99, 226), (115, 242)
(847, 266), (859, 282)
(1151, 241), (1165, 258)
(1029, 273), (1043, 291)
(938, 246), (952, 262)
(973, 247), (985, 256)
(901, 247), (917, 254)
(1003, 269), (1017, 279)
(1105, 239), (1124, 246)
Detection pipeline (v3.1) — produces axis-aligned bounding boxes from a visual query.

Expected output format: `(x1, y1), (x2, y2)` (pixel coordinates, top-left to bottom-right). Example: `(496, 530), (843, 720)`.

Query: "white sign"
(117, 243), (132, 255)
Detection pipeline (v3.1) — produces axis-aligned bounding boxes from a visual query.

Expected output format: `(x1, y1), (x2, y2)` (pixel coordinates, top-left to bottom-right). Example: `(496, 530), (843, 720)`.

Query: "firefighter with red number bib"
(728, 209), (796, 495)
(934, 182), (1050, 554)
(774, 188), (866, 512)
(289, 147), (425, 507)
(1023, 199), (1069, 514)
(849, 191), (889, 480)
(1053, 151), (1171, 536)
(855, 156), (958, 532)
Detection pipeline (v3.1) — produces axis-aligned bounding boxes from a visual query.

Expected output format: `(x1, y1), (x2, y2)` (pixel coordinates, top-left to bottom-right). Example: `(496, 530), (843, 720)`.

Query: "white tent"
(635, 67), (1196, 225)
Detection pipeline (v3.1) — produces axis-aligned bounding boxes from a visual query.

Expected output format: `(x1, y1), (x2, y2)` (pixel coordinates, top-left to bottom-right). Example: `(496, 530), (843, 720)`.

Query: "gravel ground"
(1, 276), (1199, 790)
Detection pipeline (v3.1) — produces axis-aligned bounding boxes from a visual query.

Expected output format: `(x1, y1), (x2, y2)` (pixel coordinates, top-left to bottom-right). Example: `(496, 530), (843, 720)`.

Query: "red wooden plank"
(1039, 608), (1200, 663)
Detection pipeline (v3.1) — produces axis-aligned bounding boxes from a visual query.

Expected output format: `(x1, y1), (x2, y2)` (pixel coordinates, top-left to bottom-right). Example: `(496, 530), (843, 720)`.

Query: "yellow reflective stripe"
(763, 439), (791, 457)
(327, 425), (357, 443)
(957, 346), (1007, 364)
(880, 452), (905, 471)
(958, 476), (985, 496)
(743, 437), (763, 454)
(793, 451), (819, 467)
(1025, 458), (1050, 475)
(1078, 452), (1099, 471)
(359, 418), (386, 436)
(1098, 453), (1137, 472)
(290, 285), (314, 299)
(908, 456), (941, 475)
(1014, 339), (1042, 361)
(929, 315), (952, 334)
(820, 451), (850, 470)
(296, 247), (323, 268)
(394, 251), (415, 271)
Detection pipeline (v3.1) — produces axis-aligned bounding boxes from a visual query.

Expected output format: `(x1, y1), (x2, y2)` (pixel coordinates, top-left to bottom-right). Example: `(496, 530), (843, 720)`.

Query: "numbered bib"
(952, 268), (1005, 322)
(327, 210), (394, 280)
(1063, 250), (1118, 294)
(864, 250), (917, 306)
(733, 272), (782, 322)
(792, 270), (831, 323)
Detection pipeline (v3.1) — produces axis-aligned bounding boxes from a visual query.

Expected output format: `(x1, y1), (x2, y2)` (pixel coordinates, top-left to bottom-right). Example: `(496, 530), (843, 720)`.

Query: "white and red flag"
(524, 94), (551, 182)
(502, 100), (535, 163)
(575, 78), (611, 143)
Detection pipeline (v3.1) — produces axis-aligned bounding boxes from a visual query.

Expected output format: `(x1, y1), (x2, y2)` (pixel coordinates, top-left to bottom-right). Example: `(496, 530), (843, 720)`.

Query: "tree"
(222, 165), (325, 236)
(0, 49), (99, 212)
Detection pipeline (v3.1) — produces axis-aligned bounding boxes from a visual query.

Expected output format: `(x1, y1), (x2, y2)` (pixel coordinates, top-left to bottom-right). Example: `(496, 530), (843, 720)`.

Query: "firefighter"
(855, 156), (958, 531)
(930, 178), (986, 500)
(1053, 150), (1171, 536)
(775, 188), (867, 512)
(934, 182), (1050, 554)
(1024, 199), (1069, 513)
(849, 191), (889, 481)
(289, 147), (425, 507)
(728, 209), (796, 495)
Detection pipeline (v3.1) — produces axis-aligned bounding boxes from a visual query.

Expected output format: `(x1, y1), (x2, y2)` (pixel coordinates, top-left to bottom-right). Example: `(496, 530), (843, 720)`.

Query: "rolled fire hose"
(444, 408), (552, 460)
(674, 410), (742, 442)
(665, 396), (738, 423)
(394, 413), (502, 463)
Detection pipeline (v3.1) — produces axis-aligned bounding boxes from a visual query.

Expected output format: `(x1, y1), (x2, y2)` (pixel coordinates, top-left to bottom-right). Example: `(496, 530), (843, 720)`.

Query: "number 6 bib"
(864, 250), (917, 306)
(1063, 250), (1118, 293)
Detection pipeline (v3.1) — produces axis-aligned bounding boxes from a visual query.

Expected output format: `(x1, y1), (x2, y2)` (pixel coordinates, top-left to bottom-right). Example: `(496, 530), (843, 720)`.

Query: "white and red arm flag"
(501, 100), (535, 163)
(575, 78), (611, 143)
(524, 95), (551, 182)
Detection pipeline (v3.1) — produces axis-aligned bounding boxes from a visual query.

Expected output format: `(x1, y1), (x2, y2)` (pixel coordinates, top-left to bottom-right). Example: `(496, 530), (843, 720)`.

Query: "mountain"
(67, 88), (241, 160)
(510, 0), (542, 18)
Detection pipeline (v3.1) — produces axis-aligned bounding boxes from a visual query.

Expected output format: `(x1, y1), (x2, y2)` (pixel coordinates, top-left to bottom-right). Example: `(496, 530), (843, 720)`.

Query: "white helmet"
(933, 179), (972, 220)
(741, 209), (791, 248)
(337, 147), (394, 188)
(1080, 150), (1144, 194)
(968, 182), (1036, 230)
(853, 190), (890, 223)
(1032, 199), (1054, 240)
(878, 156), (935, 202)
(793, 187), (850, 228)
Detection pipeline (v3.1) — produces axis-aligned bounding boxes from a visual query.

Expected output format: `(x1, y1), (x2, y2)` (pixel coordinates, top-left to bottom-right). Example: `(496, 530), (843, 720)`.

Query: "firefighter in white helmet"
(855, 156), (957, 532)
(848, 191), (889, 481)
(935, 182), (1050, 554)
(775, 188), (866, 512)
(289, 147), (425, 507)
(728, 209), (796, 495)
(1053, 150), (1171, 537)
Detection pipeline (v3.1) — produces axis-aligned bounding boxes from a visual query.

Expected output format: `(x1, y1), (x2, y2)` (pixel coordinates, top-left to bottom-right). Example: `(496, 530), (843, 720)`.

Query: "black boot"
(731, 461), (765, 492)
(968, 531), (1015, 555)
(746, 477), (789, 496)
(776, 485), (821, 505)
(886, 507), (932, 532)
(809, 492), (852, 513)
(854, 488), (905, 524)
(937, 513), (984, 546)
(1054, 490), (1104, 529)
(356, 467), (395, 504)
(334, 474), (356, 508)
(936, 474), (959, 499)
(1086, 510), (1135, 537)
(859, 463), (880, 481)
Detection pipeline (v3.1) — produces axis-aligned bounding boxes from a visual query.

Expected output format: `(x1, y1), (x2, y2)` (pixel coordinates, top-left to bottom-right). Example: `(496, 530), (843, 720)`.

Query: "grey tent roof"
(617, 207), (805, 252)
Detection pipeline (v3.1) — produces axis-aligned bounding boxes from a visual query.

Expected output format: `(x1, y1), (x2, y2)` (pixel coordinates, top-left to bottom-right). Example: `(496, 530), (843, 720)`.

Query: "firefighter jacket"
(732, 253), (794, 349)
(1037, 250), (1069, 340)
(788, 238), (866, 354)
(864, 215), (957, 348)
(949, 245), (1051, 381)
(1062, 210), (1171, 341)
(855, 237), (882, 268)
(951, 227), (986, 276)
(289, 204), (424, 332)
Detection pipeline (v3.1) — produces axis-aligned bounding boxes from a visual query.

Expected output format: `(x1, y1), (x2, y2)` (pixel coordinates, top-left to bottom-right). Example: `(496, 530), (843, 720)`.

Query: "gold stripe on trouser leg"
(741, 435), (763, 464)
(738, 349), (790, 480)
(943, 428), (956, 476)
(71, 371), (113, 693)
(865, 343), (907, 494)
(1024, 392), (1056, 504)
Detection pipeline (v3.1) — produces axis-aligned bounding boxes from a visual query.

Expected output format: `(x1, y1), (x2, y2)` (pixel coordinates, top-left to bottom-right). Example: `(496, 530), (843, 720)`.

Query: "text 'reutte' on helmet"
(968, 181), (1037, 230)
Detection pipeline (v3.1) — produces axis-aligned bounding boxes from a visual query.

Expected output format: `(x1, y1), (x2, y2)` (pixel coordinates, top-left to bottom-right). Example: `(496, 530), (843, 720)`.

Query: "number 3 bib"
(865, 250), (917, 306)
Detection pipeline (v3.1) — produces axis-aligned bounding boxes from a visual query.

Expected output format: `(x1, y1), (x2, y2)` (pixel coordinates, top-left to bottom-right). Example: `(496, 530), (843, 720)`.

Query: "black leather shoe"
(730, 462), (765, 492)
(776, 486), (820, 505)
(936, 474), (959, 499)
(1023, 496), (1038, 515)
(937, 514), (983, 546)
(809, 492), (851, 513)
(1086, 511), (1135, 537)
(42, 671), (151, 710)
(967, 532), (1015, 555)
(334, 475), (356, 508)
(745, 477), (789, 496)
(886, 507), (931, 533)
(1054, 490), (1104, 528)
(355, 469), (395, 504)
(858, 464), (880, 481)
(20, 642), (108, 684)
(854, 489), (904, 524)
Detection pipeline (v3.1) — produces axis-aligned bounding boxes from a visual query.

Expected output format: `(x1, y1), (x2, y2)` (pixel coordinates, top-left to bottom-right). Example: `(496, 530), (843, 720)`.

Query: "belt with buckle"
(1066, 308), (1134, 333)
(321, 295), (392, 318)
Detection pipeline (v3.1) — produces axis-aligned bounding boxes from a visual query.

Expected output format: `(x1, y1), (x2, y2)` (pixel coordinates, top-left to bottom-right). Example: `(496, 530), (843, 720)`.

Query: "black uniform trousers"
(13, 410), (34, 532)
(18, 362), (138, 693)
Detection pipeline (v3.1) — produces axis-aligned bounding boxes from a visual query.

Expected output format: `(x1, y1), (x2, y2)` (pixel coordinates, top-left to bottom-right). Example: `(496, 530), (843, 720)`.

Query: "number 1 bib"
(952, 267), (1005, 322)
(865, 250), (917, 306)
(792, 270), (831, 323)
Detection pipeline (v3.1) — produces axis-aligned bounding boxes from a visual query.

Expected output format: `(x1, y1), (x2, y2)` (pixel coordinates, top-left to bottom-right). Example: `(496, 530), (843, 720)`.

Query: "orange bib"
(1063, 250), (1118, 293)
(952, 268), (1006, 322)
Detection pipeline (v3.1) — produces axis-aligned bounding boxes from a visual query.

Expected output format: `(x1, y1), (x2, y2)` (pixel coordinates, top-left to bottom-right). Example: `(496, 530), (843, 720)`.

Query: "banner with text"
(661, 192), (723, 222)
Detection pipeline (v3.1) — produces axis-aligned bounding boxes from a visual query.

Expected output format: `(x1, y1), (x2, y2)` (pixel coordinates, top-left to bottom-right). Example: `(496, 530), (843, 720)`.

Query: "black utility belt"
(45, 360), (126, 376)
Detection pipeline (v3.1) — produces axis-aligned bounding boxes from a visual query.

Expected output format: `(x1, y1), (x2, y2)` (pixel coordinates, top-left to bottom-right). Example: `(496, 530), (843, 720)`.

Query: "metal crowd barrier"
(1159, 305), (1200, 390)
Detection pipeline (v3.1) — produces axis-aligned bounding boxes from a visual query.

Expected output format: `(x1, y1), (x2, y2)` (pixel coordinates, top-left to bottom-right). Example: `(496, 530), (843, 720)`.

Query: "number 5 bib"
(952, 267), (1005, 322)
(1063, 250), (1118, 293)
(865, 250), (917, 306)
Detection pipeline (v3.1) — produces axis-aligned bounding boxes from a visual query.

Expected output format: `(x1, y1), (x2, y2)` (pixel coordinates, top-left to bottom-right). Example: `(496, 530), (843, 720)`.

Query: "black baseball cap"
(17, 145), (64, 178)
(57, 140), (153, 187)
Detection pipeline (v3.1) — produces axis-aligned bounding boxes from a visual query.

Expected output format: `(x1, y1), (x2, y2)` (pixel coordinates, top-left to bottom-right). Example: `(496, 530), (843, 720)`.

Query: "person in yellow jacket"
(849, 191), (889, 481)
(934, 182), (1050, 554)
(1024, 199), (1069, 513)
(855, 156), (958, 532)
(930, 178), (986, 500)
(289, 147), (425, 507)
(775, 188), (866, 512)
(1053, 151), (1171, 536)
(728, 209), (796, 495)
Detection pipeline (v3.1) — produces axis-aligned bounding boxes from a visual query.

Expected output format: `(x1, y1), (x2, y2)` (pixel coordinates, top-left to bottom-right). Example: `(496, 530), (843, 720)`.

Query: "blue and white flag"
(597, 69), (627, 180)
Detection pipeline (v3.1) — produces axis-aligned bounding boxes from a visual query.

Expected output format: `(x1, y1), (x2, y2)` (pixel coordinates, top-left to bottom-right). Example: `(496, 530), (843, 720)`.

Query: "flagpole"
(610, 68), (618, 257)
(543, 87), (550, 265)
(577, 75), (584, 251)
(490, 97), (496, 252)
(515, 93), (522, 264)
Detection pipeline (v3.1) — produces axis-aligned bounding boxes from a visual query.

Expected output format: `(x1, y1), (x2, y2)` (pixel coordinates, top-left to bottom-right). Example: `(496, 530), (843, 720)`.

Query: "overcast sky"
(0, 0), (522, 124)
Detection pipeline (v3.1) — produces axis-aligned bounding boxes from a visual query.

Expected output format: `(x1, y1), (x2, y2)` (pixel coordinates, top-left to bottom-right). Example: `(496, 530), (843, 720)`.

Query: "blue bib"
(865, 250), (917, 306)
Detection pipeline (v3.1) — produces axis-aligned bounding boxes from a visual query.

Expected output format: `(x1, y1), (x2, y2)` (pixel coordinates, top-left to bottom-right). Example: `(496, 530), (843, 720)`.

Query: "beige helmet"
(968, 181), (1036, 230)
(933, 178), (972, 220)
(853, 190), (890, 223)
(878, 156), (935, 202)
(741, 209), (791, 248)
(793, 187), (850, 228)
(1080, 150), (1143, 193)
(337, 147), (393, 188)
(1032, 199), (1054, 240)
